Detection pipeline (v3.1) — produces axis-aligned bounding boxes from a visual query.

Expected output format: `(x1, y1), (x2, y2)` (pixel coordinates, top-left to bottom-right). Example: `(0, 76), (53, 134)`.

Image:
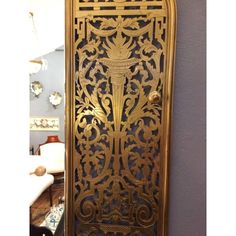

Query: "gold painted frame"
(65, 0), (176, 235)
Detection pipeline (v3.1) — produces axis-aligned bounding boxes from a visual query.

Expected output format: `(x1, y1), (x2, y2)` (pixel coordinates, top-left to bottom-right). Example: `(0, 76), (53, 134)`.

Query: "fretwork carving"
(70, 0), (176, 235)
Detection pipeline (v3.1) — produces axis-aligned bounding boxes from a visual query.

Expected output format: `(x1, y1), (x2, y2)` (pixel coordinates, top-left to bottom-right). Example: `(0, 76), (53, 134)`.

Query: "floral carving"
(73, 2), (168, 235)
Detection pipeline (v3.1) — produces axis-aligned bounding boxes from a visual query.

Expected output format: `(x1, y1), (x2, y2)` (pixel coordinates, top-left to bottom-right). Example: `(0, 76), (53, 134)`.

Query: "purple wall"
(168, 0), (206, 235)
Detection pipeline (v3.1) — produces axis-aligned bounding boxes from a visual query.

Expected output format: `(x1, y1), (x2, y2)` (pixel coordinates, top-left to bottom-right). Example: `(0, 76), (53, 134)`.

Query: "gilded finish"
(148, 91), (161, 104)
(65, 0), (176, 235)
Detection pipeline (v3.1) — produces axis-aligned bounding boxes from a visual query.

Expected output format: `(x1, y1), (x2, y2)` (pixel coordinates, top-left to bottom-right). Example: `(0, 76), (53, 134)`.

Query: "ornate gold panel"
(65, 0), (176, 235)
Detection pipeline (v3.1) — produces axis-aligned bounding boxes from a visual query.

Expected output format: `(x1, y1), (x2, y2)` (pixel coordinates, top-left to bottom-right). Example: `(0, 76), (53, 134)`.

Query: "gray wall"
(30, 49), (65, 151)
(168, 0), (206, 235)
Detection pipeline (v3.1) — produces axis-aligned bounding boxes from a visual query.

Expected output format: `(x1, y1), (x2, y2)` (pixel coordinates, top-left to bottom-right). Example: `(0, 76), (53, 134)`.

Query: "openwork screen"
(71, 0), (175, 235)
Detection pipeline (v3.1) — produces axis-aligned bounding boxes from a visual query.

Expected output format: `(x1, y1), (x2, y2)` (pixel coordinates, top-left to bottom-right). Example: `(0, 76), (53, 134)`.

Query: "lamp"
(29, 59), (42, 74)
(29, 12), (47, 75)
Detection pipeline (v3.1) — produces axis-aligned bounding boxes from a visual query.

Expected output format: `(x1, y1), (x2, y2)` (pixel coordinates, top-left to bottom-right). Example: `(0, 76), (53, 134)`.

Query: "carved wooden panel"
(65, 0), (176, 235)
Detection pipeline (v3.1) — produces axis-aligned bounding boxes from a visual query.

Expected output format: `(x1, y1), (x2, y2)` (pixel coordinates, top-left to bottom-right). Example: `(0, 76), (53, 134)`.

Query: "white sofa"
(29, 156), (54, 207)
(29, 173), (54, 206)
(28, 140), (64, 209)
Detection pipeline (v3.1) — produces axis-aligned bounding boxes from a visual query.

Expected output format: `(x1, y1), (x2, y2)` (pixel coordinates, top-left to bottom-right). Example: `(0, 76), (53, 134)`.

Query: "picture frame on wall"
(30, 117), (60, 131)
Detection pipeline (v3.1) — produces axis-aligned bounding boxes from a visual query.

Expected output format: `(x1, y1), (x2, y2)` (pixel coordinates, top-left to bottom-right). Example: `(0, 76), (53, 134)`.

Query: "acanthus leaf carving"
(73, 4), (168, 235)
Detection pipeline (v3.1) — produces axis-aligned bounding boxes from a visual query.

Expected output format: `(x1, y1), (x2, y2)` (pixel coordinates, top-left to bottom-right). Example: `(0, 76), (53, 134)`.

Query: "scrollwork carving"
(71, 0), (175, 234)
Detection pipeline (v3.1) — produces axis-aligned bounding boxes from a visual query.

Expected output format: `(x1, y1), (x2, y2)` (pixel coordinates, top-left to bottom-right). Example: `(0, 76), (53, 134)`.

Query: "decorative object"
(49, 92), (63, 108)
(30, 117), (60, 131)
(30, 81), (43, 98)
(44, 135), (61, 143)
(65, 0), (177, 235)
(34, 166), (47, 176)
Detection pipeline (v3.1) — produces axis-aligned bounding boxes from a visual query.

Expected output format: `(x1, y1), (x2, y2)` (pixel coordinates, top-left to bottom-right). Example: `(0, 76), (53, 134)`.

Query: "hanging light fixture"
(29, 59), (42, 74)
(29, 12), (47, 75)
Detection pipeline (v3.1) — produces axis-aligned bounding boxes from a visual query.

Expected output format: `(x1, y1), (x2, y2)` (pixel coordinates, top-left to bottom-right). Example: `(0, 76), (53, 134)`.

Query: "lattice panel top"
(75, 0), (166, 16)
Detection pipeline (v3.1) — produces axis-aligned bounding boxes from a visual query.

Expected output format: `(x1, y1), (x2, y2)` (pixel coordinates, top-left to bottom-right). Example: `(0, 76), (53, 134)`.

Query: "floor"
(30, 182), (64, 226)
